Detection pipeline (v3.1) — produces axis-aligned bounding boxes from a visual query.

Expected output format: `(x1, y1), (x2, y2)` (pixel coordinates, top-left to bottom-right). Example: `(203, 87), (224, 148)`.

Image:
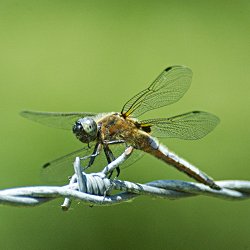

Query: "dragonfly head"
(72, 117), (98, 143)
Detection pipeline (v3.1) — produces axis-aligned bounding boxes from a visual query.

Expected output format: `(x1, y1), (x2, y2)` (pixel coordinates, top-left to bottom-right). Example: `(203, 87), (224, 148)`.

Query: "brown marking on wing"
(140, 124), (151, 133)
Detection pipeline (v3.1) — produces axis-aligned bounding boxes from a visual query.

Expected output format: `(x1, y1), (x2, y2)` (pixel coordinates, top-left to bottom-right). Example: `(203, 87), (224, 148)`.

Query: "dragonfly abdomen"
(141, 136), (220, 190)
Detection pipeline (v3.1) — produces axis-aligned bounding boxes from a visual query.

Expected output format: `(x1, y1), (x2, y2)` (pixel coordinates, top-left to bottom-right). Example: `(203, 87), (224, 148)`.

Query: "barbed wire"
(1, 147), (250, 211)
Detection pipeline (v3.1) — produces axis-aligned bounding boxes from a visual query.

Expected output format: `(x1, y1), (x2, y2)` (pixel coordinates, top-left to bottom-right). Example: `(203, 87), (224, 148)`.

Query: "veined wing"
(41, 142), (143, 183)
(41, 146), (92, 183)
(121, 65), (192, 118)
(140, 111), (220, 140)
(20, 110), (97, 130)
(106, 143), (144, 170)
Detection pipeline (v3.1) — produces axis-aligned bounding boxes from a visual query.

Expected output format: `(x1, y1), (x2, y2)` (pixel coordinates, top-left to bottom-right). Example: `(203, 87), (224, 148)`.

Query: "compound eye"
(82, 118), (98, 137)
(72, 117), (98, 143)
(72, 121), (83, 134)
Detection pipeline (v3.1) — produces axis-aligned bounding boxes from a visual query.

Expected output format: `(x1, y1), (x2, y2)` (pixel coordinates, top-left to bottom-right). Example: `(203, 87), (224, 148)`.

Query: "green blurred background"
(0, 0), (250, 249)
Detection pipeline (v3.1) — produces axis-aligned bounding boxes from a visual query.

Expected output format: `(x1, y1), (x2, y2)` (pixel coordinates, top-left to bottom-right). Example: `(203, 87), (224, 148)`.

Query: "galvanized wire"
(0, 147), (250, 210)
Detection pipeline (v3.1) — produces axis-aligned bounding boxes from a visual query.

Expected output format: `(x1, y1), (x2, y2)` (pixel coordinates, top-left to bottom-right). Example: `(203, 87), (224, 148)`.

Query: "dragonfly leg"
(103, 139), (129, 177)
(104, 139), (125, 145)
(82, 143), (102, 170)
(103, 144), (121, 178)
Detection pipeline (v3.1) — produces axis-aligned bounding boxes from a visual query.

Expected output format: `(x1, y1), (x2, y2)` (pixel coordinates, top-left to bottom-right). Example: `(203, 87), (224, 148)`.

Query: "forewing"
(20, 110), (97, 130)
(141, 111), (220, 140)
(121, 65), (192, 117)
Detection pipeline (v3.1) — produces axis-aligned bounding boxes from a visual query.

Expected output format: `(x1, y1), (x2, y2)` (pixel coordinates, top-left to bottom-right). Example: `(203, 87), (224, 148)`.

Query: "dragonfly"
(21, 65), (220, 189)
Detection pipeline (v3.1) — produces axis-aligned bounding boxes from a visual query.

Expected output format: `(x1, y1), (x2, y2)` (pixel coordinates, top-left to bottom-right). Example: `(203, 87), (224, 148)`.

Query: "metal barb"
(1, 148), (250, 210)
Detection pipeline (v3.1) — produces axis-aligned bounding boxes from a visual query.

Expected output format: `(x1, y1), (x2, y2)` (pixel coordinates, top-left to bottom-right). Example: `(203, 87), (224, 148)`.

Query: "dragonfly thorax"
(72, 117), (98, 143)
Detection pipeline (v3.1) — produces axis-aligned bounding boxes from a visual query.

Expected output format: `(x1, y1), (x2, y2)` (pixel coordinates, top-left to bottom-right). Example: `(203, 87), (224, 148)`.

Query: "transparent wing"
(41, 142), (144, 184)
(106, 143), (144, 170)
(20, 110), (97, 130)
(41, 146), (93, 183)
(121, 65), (192, 118)
(140, 111), (220, 140)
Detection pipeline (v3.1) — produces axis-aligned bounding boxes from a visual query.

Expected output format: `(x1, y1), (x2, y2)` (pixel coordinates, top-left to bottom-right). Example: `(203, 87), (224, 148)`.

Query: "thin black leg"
(82, 143), (102, 170)
(103, 144), (121, 178)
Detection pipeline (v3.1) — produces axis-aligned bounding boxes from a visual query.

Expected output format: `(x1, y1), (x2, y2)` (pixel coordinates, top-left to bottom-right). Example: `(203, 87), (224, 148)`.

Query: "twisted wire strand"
(0, 146), (250, 210)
